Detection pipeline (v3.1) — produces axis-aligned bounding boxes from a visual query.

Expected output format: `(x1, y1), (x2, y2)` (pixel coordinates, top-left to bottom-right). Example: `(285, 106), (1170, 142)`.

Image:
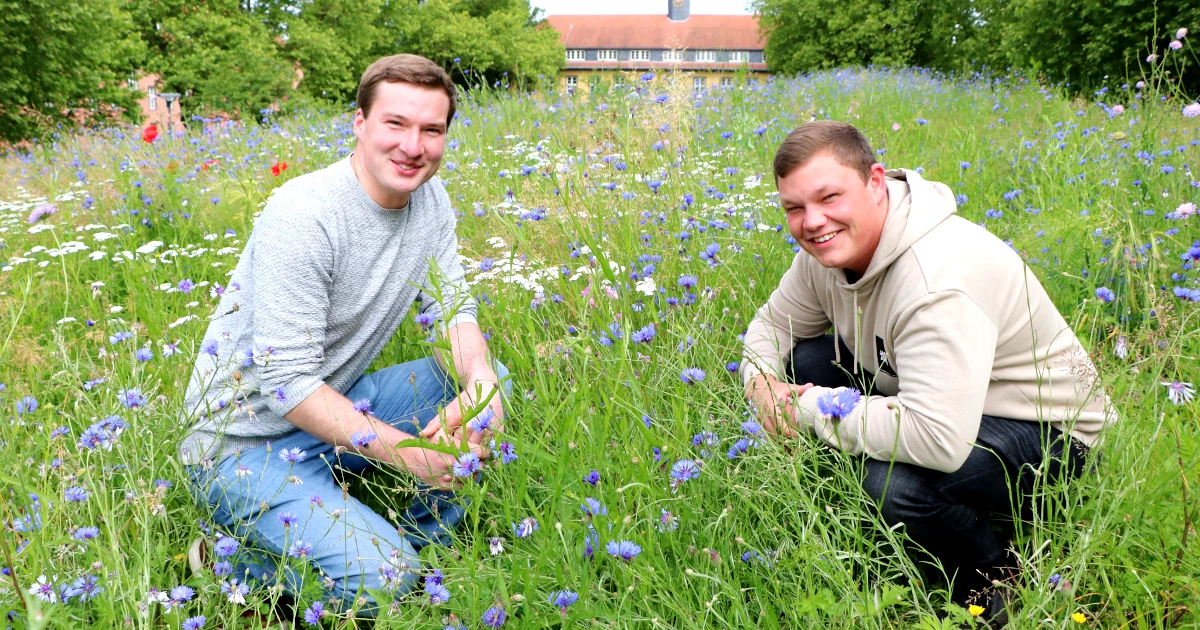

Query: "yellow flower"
(1072, 612), (1087, 624)
(968, 605), (985, 617)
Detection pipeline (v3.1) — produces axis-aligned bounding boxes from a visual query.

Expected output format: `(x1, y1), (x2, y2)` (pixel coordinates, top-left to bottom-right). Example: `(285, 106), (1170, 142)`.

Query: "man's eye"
(823, 193), (837, 202)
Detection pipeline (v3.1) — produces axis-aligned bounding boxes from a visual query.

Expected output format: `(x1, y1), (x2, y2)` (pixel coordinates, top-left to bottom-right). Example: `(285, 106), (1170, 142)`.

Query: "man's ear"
(868, 163), (888, 203)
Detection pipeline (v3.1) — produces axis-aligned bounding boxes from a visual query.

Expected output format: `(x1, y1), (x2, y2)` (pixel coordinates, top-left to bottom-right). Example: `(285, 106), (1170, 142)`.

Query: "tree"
(154, 1), (295, 118)
(1000, 0), (1200, 91)
(752, 0), (925, 75)
(375, 0), (564, 90)
(0, 0), (144, 143)
(266, 0), (386, 104)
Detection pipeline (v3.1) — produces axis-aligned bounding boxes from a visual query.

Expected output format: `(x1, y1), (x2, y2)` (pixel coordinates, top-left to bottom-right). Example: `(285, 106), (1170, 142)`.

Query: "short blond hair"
(774, 121), (876, 182)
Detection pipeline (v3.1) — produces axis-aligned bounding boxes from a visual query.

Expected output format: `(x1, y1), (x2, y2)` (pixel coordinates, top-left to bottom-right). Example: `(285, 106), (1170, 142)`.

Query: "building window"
(693, 76), (707, 94)
(565, 75), (578, 94)
(695, 50), (717, 62)
(761, 51), (767, 63)
(128, 77), (137, 90)
(728, 51), (749, 62)
(614, 74), (627, 88)
(148, 86), (157, 110)
(719, 77), (734, 89)
(663, 49), (685, 62)
(629, 50), (650, 61)
(566, 49), (587, 61)
(747, 77), (759, 87)
(597, 50), (618, 61)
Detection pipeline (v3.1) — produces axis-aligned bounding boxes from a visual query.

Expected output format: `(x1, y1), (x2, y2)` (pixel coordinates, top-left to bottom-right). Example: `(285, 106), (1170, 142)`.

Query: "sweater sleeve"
(794, 290), (998, 473)
(417, 185), (478, 329)
(250, 194), (334, 417)
(740, 252), (832, 387)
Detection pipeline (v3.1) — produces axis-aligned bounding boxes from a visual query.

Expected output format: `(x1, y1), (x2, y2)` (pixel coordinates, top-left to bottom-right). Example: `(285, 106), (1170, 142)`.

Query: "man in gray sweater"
(180, 55), (506, 615)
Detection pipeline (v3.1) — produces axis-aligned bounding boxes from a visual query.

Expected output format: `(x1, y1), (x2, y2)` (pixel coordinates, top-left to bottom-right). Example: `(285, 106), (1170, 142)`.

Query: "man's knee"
(862, 459), (936, 524)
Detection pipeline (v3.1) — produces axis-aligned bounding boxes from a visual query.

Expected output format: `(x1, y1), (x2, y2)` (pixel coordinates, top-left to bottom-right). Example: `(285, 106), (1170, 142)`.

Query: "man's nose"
(398, 128), (423, 158)
(802, 208), (827, 233)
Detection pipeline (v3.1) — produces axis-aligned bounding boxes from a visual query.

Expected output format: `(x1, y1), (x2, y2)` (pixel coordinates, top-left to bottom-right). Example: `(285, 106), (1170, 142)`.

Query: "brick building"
(544, 0), (768, 95)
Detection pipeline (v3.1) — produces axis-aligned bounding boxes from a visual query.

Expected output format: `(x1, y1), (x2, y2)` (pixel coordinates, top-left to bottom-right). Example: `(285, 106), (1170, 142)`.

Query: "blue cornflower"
(182, 617), (206, 630)
(135, 347), (154, 361)
(426, 582), (450, 605)
(606, 539), (642, 561)
(955, 193), (968, 206)
(481, 606), (507, 628)
(680, 367), (706, 385)
(741, 420), (763, 435)
(1095, 287), (1116, 302)
(350, 431), (377, 448)
(109, 331), (132, 344)
(213, 537), (239, 557)
(72, 526), (100, 541)
(670, 459), (700, 485)
(352, 398), (372, 414)
(726, 361), (740, 372)
(727, 437), (751, 459)
(678, 274), (698, 288)
(288, 540), (313, 558)
(277, 512), (299, 528)
(549, 589), (579, 612)
(202, 340), (219, 356)
(279, 447), (306, 464)
(15, 396), (37, 415)
(118, 388), (147, 409)
(414, 312), (438, 328)
(64, 486), (88, 502)
(815, 387), (863, 421)
(583, 470), (600, 486)
(468, 407), (495, 433)
(480, 257), (494, 272)
(497, 441), (518, 464)
(631, 323), (656, 343)
(213, 561), (232, 576)
(959, 161), (971, 169)
(178, 279), (195, 292)
(83, 377), (106, 391)
(700, 242), (720, 265)
(65, 574), (103, 602)
(452, 452), (483, 477)
(581, 497), (607, 517)
(169, 585), (195, 609)
(583, 529), (598, 560)
(513, 516), (539, 538)
(297, 600), (321, 624)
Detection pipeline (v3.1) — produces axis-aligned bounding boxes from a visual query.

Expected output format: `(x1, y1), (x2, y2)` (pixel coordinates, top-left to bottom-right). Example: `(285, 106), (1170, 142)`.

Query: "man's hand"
(399, 427), (490, 490)
(745, 374), (814, 438)
(421, 376), (504, 451)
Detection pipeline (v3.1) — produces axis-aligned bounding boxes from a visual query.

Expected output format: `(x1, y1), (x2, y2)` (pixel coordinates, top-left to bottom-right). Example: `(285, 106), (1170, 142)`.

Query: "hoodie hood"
(843, 168), (959, 290)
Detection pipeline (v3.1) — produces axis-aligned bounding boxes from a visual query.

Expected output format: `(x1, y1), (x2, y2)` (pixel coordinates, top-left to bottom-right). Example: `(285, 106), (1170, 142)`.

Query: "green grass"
(0, 66), (1197, 629)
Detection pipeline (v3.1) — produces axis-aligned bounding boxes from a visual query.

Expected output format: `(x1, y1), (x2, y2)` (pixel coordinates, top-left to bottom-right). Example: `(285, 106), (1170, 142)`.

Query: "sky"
(531, 0), (752, 15)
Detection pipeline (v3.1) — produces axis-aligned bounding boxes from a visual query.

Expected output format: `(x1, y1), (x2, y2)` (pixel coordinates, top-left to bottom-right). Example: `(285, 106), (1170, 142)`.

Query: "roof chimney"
(667, 0), (690, 21)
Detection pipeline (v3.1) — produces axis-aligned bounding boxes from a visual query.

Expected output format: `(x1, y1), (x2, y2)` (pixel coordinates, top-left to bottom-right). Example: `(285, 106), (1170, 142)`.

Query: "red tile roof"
(564, 60), (768, 72)
(544, 14), (765, 51)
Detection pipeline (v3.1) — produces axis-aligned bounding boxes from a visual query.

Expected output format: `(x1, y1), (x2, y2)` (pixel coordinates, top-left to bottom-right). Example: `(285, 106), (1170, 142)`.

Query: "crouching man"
(179, 54), (508, 616)
(741, 121), (1117, 622)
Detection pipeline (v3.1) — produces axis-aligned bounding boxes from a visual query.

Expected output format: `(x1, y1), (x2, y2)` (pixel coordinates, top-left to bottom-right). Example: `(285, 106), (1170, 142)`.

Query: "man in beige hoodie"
(741, 121), (1116, 619)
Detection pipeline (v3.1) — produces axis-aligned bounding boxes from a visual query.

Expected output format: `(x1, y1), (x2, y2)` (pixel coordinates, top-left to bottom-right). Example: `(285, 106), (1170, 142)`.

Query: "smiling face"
(351, 81), (450, 209)
(778, 151), (889, 275)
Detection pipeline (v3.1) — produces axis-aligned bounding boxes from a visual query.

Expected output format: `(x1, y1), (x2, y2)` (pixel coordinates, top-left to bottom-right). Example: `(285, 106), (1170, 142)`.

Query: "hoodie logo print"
(876, 336), (897, 377)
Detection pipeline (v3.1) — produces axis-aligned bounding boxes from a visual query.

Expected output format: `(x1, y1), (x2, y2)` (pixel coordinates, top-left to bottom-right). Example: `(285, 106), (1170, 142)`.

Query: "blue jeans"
(787, 335), (1089, 599)
(188, 357), (510, 611)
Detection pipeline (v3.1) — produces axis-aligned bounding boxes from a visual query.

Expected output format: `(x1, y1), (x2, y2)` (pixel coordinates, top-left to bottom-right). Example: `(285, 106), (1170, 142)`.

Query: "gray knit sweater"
(178, 156), (476, 465)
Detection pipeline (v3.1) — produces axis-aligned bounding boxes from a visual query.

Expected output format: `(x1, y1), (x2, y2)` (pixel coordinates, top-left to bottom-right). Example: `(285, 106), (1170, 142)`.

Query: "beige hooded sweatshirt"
(741, 169), (1117, 473)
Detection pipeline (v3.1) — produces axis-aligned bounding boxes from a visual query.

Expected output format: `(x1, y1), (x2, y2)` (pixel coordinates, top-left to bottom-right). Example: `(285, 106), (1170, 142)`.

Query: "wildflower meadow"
(1, 65), (1198, 629)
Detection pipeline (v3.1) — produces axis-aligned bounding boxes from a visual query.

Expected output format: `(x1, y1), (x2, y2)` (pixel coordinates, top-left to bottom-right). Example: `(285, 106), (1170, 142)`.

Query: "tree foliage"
(0, 0), (143, 143)
(753, 0), (1198, 92)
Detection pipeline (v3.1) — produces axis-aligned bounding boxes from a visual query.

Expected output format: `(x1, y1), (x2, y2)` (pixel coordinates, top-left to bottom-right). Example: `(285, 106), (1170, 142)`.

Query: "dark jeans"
(787, 335), (1090, 596)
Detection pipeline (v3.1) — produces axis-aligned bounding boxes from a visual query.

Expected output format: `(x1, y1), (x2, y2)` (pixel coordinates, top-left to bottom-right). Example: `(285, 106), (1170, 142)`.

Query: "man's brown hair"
(773, 121), (876, 182)
(357, 54), (457, 126)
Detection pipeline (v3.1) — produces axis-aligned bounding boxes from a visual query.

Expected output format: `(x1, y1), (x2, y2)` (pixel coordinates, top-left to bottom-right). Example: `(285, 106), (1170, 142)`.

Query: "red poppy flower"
(270, 161), (288, 177)
(201, 159), (220, 171)
(142, 123), (158, 144)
